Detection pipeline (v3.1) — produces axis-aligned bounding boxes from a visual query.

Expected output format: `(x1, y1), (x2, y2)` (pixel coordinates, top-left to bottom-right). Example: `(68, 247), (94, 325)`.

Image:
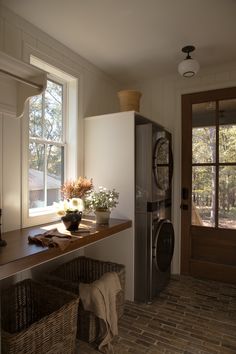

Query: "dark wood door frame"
(181, 87), (236, 283)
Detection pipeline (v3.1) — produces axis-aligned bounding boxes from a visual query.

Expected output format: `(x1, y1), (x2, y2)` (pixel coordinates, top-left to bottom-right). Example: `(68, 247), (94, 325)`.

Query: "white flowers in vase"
(84, 186), (119, 212)
(53, 198), (84, 216)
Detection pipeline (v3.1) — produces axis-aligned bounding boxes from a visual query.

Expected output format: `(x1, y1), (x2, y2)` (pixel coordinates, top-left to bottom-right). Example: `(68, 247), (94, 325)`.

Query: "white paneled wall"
(0, 5), (121, 232)
(2, 114), (21, 230)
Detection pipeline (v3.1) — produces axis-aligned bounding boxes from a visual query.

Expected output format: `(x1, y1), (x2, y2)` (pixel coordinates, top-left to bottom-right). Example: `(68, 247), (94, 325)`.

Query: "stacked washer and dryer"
(84, 111), (174, 302)
(135, 118), (175, 303)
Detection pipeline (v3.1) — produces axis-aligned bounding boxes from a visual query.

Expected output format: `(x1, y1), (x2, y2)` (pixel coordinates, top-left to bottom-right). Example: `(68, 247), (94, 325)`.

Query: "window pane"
(28, 77), (65, 215)
(219, 99), (236, 163)
(44, 80), (63, 142)
(192, 127), (216, 163)
(46, 145), (64, 206)
(192, 166), (216, 227)
(29, 95), (43, 138)
(29, 142), (45, 208)
(219, 166), (236, 229)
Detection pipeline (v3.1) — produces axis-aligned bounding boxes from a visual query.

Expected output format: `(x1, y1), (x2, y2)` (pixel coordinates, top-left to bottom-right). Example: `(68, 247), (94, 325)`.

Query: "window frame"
(28, 76), (66, 216)
(22, 56), (79, 227)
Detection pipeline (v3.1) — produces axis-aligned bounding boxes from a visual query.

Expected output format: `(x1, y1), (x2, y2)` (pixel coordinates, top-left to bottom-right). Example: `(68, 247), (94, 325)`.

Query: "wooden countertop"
(0, 216), (132, 280)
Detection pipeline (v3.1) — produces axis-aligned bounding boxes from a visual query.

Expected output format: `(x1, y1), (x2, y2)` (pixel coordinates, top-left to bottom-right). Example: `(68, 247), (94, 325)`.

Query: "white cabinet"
(84, 111), (136, 300)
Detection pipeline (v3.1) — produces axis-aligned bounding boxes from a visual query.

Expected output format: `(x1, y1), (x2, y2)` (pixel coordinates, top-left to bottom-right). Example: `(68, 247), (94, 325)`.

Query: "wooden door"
(181, 87), (236, 283)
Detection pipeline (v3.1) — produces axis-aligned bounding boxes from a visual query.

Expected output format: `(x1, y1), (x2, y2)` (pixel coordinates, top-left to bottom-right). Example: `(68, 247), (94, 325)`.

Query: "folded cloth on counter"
(28, 228), (72, 250)
(79, 272), (121, 354)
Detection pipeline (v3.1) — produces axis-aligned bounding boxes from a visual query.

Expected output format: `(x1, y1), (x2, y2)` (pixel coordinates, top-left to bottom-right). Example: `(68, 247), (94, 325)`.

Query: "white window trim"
(22, 56), (79, 227)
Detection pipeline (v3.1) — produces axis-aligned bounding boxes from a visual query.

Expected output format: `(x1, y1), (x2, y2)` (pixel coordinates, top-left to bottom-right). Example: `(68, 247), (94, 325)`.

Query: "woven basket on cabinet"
(1, 278), (79, 354)
(117, 89), (142, 112)
(44, 256), (125, 343)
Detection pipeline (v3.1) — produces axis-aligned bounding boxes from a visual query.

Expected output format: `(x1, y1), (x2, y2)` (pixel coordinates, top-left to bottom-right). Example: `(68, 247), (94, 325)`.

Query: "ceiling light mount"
(182, 45), (195, 57)
(178, 45), (200, 78)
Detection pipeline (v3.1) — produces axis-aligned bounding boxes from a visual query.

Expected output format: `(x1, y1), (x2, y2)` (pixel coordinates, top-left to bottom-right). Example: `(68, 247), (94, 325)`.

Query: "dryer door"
(153, 219), (175, 272)
(153, 137), (173, 192)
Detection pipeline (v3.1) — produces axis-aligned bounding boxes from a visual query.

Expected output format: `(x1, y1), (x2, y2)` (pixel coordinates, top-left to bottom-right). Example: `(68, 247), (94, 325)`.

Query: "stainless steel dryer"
(135, 120), (174, 303)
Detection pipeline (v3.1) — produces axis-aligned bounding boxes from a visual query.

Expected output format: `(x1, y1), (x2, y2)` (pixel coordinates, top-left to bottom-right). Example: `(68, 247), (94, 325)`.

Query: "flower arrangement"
(61, 177), (93, 200)
(54, 177), (92, 219)
(53, 198), (84, 217)
(85, 186), (119, 212)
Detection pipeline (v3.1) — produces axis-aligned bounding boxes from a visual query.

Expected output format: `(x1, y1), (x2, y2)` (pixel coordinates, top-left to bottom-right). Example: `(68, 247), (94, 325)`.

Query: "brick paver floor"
(77, 276), (236, 353)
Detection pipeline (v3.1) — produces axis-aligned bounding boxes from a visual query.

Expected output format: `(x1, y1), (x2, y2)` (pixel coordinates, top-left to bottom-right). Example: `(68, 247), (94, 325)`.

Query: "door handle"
(180, 203), (188, 210)
(182, 187), (189, 200)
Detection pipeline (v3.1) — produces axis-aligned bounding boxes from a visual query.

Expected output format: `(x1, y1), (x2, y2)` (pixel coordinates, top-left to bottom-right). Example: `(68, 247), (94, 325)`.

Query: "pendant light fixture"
(178, 45), (200, 78)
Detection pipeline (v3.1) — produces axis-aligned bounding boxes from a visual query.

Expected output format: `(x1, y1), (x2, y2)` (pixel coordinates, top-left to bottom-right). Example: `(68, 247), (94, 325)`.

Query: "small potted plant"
(54, 177), (93, 231)
(85, 186), (119, 224)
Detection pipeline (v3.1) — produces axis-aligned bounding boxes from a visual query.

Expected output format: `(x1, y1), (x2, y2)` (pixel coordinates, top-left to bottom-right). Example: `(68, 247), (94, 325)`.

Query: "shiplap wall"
(0, 5), (121, 233)
(2, 4), (236, 283)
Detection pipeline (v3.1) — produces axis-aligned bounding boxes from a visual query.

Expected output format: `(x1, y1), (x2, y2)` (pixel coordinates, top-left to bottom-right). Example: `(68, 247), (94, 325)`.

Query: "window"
(29, 79), (65, 213)
(22, 56), (79, 227)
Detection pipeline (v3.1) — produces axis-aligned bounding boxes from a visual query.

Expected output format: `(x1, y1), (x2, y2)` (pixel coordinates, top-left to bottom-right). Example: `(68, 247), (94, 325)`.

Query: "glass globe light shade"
(178, 58), (200, 78)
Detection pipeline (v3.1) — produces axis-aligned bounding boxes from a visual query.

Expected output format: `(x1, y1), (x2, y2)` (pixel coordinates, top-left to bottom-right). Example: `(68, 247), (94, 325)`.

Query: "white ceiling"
(2, 0), (236, 84)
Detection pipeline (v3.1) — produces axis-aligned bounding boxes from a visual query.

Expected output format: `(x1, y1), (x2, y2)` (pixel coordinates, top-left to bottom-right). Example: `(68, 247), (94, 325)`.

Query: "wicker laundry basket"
(44, 256), (125, 343)
(1, 278), (79, 354)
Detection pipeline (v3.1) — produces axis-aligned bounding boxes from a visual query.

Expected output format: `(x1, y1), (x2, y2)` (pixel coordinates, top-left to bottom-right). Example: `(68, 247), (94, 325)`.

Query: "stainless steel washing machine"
(151, 217), (175, 297)
(135, 120), (174, 303)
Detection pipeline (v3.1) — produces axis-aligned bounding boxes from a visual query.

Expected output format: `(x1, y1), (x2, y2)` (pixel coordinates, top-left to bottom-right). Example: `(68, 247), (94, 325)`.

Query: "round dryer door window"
(153, 219), (175, 272)
(153, 137), (173, 191)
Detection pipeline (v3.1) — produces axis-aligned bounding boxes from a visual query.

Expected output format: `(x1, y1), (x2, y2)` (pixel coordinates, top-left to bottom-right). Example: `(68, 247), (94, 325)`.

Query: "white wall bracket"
(0, 51), (47, 118)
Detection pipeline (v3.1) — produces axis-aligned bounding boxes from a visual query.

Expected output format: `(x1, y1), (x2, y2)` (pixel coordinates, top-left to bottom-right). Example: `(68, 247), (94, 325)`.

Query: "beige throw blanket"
(28, 228), (72, 250)
(28, 225), (91, 250)
(79, 272), (122, 354)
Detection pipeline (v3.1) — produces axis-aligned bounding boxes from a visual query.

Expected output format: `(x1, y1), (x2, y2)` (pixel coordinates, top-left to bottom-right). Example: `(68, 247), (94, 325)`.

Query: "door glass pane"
(29, 142), (45, 208)
(192, 102), (216, 164)
(192, 102), (216, 127)
(219, 99), (236, 163)
(192, 166), (216, 227)
(192, 127), (216, 163)
(46, 145), (64, 206)
(219, 166), (236, 229)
